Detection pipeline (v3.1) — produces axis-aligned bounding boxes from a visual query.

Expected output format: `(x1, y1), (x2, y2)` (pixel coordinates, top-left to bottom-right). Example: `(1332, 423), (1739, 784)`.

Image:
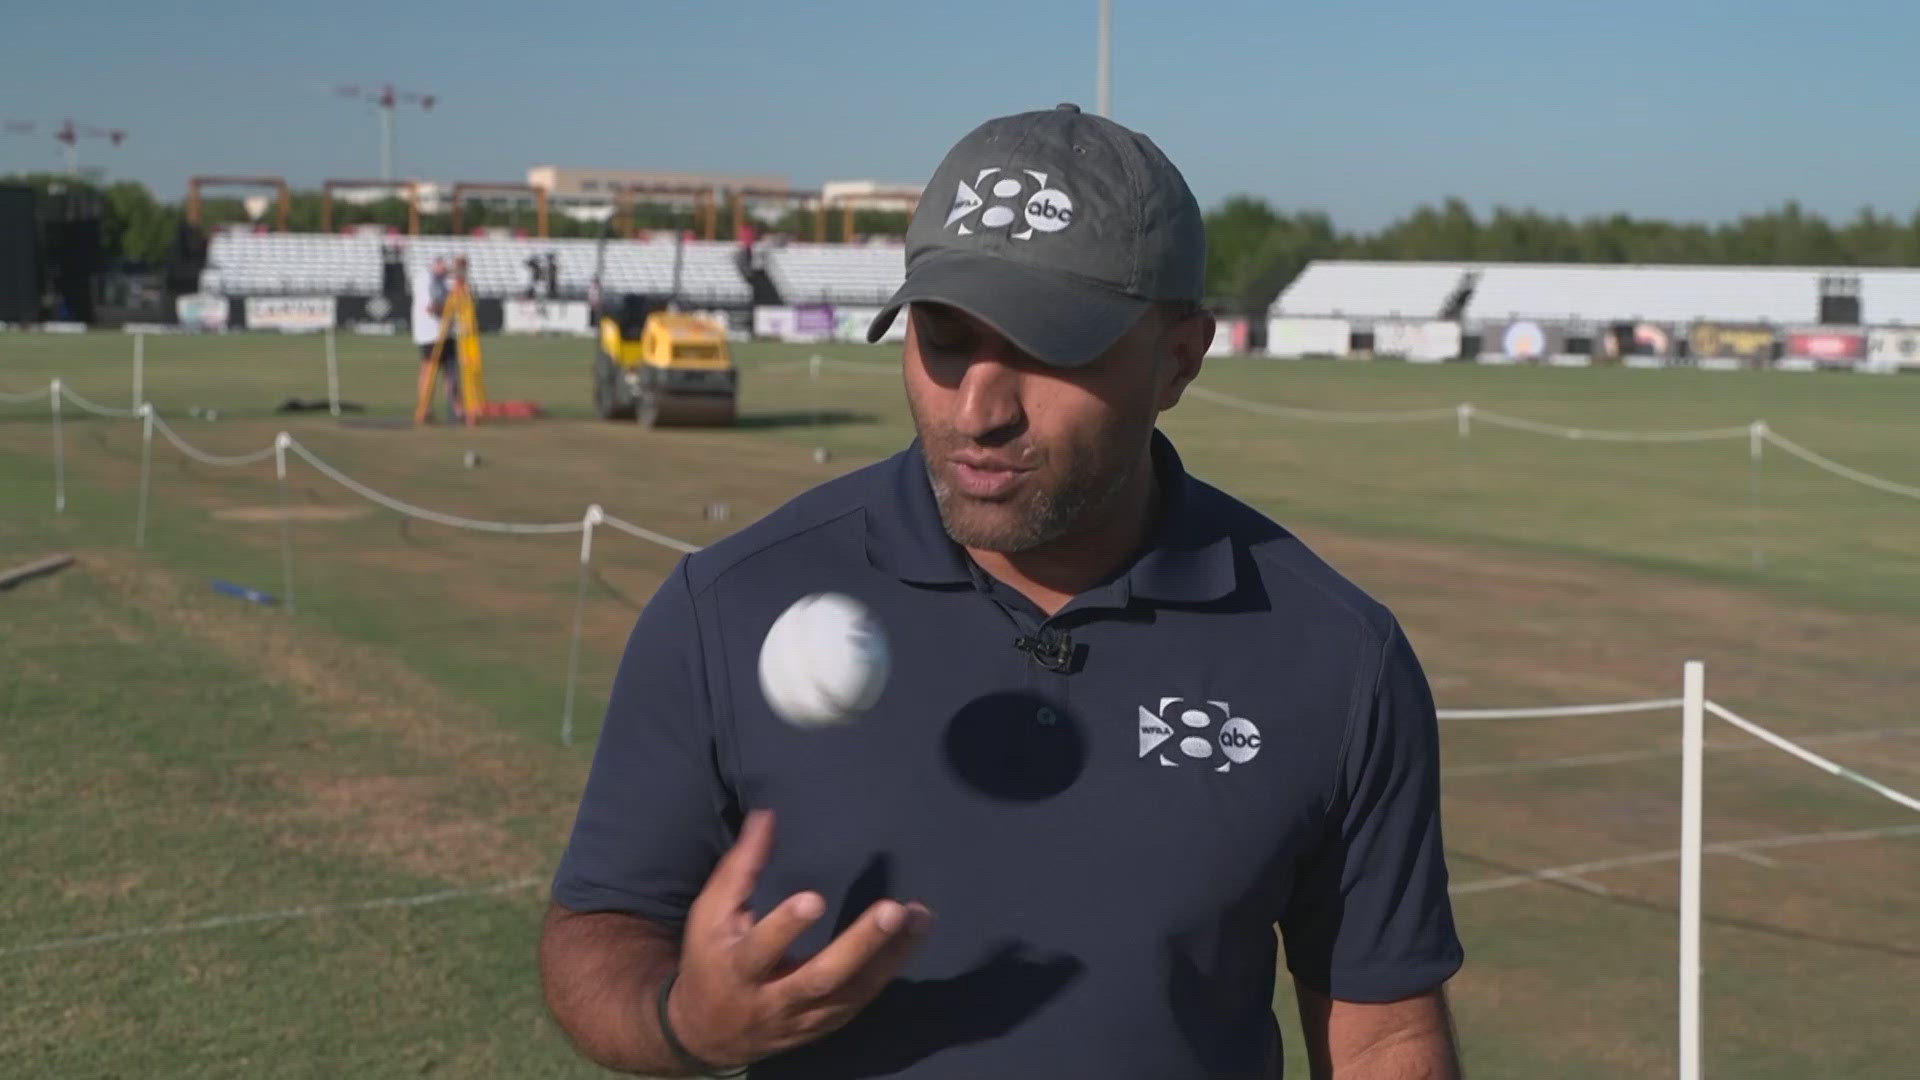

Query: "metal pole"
(274, 433), (297, 615)
(136, 404), (153, 548)
(1679, 660), (1705, 1080)
(132, 331), (144, 410)
(380, 105), (393, 181)
(1748, 421), (1766, 570)
(561, 505), (603, 747)
(51, 379), (65, 513)
(1096, 0), (1112, 117)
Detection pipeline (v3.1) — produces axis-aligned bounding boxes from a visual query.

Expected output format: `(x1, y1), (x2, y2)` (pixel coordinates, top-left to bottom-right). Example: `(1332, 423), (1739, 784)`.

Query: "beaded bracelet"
(656, 968), (751, 1078)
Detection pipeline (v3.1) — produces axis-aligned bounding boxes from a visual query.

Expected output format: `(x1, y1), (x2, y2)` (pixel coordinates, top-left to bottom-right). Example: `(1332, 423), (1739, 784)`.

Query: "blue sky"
(3, 0), (1915, 230)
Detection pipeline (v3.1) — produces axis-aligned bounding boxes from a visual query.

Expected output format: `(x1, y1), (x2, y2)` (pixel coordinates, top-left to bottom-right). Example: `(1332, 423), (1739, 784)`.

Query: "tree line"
(11, 173), (1920, 311)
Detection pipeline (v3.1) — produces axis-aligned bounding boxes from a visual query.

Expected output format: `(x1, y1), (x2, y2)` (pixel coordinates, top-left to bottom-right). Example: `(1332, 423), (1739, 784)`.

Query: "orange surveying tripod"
(415, 268), (487, 426)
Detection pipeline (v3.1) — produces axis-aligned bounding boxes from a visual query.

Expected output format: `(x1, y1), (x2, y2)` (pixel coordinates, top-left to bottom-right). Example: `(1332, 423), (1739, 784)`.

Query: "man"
(542, 105), (1464, 1079)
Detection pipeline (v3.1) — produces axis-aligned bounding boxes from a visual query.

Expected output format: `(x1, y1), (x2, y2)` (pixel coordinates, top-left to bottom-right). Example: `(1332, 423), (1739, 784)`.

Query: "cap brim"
(865, 250), (1152, 368)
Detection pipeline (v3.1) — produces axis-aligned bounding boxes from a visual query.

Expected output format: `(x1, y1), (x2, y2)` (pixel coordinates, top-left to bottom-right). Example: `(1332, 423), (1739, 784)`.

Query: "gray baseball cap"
(866, 103), (1206, 368)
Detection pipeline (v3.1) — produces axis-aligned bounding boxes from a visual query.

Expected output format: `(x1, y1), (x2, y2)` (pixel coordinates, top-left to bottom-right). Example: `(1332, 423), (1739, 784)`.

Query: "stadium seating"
(1857, 272), (1920, 326)
(763, 241), (906, 305)
(198, 232), (753, 305)
(199, 233), (383, 295)
(401, 236), (751, 306)
(1464, 265), (1823, 324)
(1269, 262), (1476, 319)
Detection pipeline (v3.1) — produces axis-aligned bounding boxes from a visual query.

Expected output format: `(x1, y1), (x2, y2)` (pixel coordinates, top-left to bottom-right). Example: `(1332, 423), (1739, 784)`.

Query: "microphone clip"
(1013, 631), (1077, 674)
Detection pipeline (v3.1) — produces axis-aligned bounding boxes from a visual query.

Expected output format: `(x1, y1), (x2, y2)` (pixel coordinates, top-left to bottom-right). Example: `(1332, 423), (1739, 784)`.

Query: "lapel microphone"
(1013, 630), (1076, 673)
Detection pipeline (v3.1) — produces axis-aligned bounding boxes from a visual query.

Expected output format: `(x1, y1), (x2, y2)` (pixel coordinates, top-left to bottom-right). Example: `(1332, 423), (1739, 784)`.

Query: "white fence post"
(50, 378), (65, 513)
(136, 404), (154, 548)
(1680, 659), (1705, 1080)
(132, 331), (145, 411)
(1457, 401), (1473, 438)
(1747, 421), (1767, 570)
(274, 433), (296, 614)
(561, 504), (603, 747)
(325, 327), (341, 418)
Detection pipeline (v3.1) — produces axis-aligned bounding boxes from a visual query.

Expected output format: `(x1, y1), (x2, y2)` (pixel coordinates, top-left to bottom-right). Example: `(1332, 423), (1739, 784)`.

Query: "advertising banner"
(1786, 329), (1867, 367)
(1264, 317), (1350, 359)
(244, 296), (336, 332)
(1868, 327), (1920, 370)
(503, 298), (592, 335)
(1687, 322), (1776, 365)
(831, 305), (903, 343)
(753, 306), (796, 340)
(791, 304), (835, 342)
(1598, 321), (1676, 366)
(175, 293), (229, 331)
(1372, 320), (1460, 363)
(1476, 320), (1565, 363)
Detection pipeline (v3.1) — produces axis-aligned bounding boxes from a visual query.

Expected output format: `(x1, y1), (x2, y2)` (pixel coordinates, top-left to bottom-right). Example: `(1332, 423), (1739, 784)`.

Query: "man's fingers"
(694, 810), (775, 925)
(733, 891), (827, 981)
(773, 900), (931, 1006)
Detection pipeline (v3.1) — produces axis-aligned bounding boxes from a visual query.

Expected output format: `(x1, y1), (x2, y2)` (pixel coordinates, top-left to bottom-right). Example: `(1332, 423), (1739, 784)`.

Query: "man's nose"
(952, 356), (1024, 442)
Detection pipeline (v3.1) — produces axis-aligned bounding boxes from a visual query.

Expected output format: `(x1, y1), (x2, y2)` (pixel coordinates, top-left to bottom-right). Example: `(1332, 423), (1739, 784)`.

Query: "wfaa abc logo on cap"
(1138, 698), (1262, 773)
(945, 167), (1074, 240)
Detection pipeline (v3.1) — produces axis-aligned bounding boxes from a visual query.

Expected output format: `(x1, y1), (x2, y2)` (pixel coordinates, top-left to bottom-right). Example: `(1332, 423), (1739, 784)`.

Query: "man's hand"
(668, 810), (934, 1069)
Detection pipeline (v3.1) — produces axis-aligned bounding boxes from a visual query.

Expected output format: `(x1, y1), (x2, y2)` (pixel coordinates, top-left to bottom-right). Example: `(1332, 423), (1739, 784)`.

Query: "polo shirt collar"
(865, 431), (1239, 605)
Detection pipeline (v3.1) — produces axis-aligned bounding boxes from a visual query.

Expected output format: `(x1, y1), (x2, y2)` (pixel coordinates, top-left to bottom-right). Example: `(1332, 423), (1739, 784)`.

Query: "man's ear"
(1157, 310), (1213, 411)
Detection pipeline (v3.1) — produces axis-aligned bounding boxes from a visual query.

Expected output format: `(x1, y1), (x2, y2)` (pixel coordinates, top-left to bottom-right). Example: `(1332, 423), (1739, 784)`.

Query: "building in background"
(526, 167), (790, 200)
(819, 179), (923, 212)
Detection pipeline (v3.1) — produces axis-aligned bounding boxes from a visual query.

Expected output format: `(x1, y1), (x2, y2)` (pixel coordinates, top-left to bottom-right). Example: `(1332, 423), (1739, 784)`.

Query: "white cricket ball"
(757, 592), (889, 727)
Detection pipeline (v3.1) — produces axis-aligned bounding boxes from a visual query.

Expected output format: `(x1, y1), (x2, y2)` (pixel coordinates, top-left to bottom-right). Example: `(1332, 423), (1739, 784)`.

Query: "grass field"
(3, 329), (1917, 1078)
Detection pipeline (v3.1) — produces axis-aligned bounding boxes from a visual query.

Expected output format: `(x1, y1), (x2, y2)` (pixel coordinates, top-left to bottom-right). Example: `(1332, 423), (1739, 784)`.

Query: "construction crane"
(3, 118), (126, 175)
(333, 83), (436, 181)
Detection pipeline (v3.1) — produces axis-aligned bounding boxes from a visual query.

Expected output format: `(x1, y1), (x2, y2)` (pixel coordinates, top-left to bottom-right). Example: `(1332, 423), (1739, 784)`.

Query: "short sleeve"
(1279, 621), (1464, 1002)
(550, 558), (738, 924)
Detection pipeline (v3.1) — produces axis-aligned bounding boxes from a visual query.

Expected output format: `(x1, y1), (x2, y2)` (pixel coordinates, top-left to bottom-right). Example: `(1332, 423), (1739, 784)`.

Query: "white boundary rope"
(1444, 725), (1918, 778)
(1437, 698), (1683, 720)
(1705, 701), (1920, 813)
(1187, 384), (1457, 424)
(1760, 429), (1920, 501)
(1469, 408), (1751, 443)
(58, 384), (142, 418)
(601, 511), (702, 554)
(0, 384), (51, 403)
(283, 439), (585, 536)
(150, 413), (277, 467)
(1189, 386), (1920, 505)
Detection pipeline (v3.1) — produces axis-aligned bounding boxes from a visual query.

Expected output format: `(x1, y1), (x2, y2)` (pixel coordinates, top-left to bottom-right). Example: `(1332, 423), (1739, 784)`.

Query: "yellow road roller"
(594, 295), (738, 427)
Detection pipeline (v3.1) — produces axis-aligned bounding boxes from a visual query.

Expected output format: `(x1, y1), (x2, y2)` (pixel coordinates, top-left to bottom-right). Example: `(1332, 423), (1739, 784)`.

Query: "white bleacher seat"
(401, 236), (750, 305)
(196, 232), (752, 305)
(200, 232), (382, 295)
(1857, 270), (1920, 326)
(1270, 262), (1474, 319)
(764, 242), (905, 305)
(1464, 265), (1823, 324)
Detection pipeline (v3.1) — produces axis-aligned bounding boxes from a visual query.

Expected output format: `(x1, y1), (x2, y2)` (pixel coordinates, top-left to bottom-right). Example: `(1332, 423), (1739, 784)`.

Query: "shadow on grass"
(1452, 848), (1920, 959)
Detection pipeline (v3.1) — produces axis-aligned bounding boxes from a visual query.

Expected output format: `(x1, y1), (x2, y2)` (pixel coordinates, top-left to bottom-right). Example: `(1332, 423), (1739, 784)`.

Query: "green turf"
(2, 329), (1916, 1077)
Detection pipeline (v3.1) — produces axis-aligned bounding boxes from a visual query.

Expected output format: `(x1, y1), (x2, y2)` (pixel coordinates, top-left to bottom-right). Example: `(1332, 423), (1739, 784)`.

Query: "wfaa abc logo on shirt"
(1138, 698), (1262, 773)
(945, 167), (1074, 240)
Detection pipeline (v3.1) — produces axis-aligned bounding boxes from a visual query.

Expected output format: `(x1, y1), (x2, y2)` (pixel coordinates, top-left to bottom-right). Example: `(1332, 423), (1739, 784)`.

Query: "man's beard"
(911, 411), (1154, 554)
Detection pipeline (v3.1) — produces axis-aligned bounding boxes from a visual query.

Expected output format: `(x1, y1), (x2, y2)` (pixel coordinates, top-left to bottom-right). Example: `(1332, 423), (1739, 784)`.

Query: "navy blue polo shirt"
(553, 431), (1463, 1079)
